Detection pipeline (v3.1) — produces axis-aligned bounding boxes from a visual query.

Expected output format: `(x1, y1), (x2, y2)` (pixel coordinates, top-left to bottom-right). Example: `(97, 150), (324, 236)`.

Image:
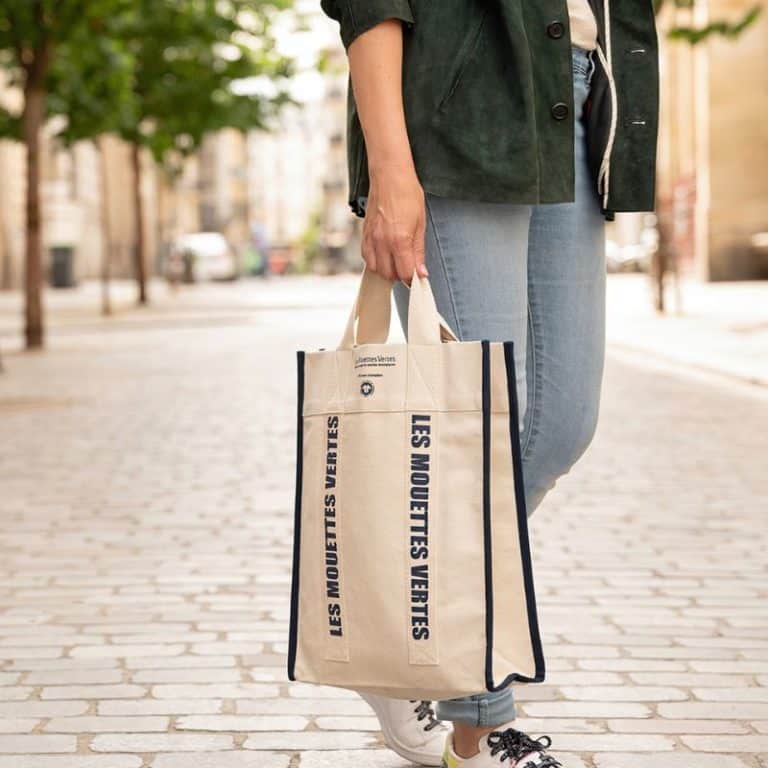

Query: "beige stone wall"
(705, 0), (768, 279)
(0, 128), (207, 288)
(659, 0), (768, 280)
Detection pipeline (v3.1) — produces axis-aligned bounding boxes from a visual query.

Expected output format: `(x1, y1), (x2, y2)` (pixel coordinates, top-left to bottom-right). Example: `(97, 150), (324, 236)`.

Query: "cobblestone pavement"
(1, 276), (767, 768)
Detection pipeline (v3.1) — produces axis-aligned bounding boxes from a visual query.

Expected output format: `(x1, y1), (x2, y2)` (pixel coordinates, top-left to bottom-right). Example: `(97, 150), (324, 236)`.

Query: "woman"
(319, 1), (659, 766)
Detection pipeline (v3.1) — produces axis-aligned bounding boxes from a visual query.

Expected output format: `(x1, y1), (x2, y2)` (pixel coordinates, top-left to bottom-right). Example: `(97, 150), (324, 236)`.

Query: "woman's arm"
(348, 20), (428, 283)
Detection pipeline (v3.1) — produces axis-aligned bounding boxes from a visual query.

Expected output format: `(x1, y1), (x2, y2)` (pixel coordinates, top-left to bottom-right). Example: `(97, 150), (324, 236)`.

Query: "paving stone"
(0, 735), (76, 753)
(692, 661), (768, 674)
(557, 686), (687, 702)
(579, 659), (688, 672)
(514, 718), (606, 734)
(41, 685), (146, 700)
(630, 672), (753, 687)
(24, 670), (124, 685)
(0, 647), (63, 659)
(123, 655), (237, 669)
(299, 751), (411, 768)
(151, 753), (290, 768)
(98, 700), (222, 716)
(244, 732), (378, 750)
(131, 668), (243, 683)
(659, 703), (768, 719)
(90, 733), (234, 752)
(593, 755), (752, 768)
(606, 718), (750, 734)
(70, 645), (185, 659)
(236, 698), (371, 716)
(0, 701), (88, 718)
(190, 643), (265, 655)
(288, 683), (361, 699)
(681, 735), (768, 752)
(520, 702), (652, 718)
(315, 716), (380, 731)
(692, 688), (768, 702)
(0, 720), (38, 734)
(6, 659), (119, 671)
(151, 683), (278, 699)
(547, 734), (675, 751)
(176, 715), (308, 731)
(44, 717), (168, 733)
(0, 686), (32, 701)
(0, 758), (142, 768)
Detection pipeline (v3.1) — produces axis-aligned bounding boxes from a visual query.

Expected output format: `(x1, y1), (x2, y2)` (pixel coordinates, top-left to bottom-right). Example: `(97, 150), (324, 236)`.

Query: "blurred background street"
(2, 0), (768, 765)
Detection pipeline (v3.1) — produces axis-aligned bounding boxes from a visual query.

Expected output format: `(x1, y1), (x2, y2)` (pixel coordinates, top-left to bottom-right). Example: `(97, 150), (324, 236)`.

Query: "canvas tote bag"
(287, 266), (545, 700)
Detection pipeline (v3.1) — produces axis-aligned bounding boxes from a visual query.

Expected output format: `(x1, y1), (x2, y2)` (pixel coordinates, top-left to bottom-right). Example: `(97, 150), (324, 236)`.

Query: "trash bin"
(50, 246), (76, 288)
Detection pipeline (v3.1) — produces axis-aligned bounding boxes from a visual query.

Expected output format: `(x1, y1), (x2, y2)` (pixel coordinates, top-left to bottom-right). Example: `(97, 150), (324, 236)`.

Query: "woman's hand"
(363, 162), (428, 283)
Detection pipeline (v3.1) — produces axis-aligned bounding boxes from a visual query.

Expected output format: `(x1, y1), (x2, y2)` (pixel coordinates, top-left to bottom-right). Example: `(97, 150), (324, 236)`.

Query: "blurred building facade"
(0, 58), (354, 287)
(0, 116), (201, 289)
(658, 0), (768, 280)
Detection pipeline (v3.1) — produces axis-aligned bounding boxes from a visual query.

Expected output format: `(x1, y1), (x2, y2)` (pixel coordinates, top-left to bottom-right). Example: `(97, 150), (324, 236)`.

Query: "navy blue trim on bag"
(485, 342), (545, 688)
(287, 350), (305, 681)
(480, 340), (495, 690)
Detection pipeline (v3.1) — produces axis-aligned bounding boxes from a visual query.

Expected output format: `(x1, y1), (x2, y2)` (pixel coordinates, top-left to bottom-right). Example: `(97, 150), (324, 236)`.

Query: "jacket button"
(547, 21), (565, 39)
(551, 102), (569, 120)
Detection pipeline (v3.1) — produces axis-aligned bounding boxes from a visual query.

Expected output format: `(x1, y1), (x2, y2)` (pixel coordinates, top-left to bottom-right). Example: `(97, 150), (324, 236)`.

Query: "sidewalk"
(606, 274), (768, 387)
(2, 273), (767, 387)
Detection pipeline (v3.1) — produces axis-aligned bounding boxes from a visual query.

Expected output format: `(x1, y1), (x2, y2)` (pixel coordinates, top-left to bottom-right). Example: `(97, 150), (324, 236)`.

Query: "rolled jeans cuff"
(435, 687), (516, 726)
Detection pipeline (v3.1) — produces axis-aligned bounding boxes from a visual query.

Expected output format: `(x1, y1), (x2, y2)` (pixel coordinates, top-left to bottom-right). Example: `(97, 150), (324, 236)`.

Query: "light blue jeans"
(393, 46), (605, 726)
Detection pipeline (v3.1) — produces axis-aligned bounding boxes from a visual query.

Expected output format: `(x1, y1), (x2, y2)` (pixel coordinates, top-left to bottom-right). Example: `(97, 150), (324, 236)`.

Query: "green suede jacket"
(320, 0), (659, 221)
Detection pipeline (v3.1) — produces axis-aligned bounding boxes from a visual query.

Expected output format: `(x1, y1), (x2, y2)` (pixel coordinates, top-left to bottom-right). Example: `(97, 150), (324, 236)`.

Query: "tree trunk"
(131, 142), (148, 305)
(97, 138), (112, 316)
(22, 82), (46, 348)
(0, 152), (13, 291)
(653, 190), (677, 314)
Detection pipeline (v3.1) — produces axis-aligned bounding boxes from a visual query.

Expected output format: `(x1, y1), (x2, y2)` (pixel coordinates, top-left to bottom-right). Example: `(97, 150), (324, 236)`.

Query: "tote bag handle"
(338, 265), (458, 350)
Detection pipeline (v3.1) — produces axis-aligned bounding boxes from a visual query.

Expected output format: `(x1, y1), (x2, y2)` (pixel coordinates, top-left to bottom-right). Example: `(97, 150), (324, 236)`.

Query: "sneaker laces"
(409, 699), (441, 731)
(487, 728), (562, 767)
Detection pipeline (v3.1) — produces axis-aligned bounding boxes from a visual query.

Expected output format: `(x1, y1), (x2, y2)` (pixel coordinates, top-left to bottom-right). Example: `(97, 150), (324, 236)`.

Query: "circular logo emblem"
(360, 380), (375, 397)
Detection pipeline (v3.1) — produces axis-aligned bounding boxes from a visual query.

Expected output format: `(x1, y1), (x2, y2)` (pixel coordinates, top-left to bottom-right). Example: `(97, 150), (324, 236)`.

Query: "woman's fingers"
(392, 233), (417, 283)
(372, 231), (396, 281)
(412, 211), (428, 279)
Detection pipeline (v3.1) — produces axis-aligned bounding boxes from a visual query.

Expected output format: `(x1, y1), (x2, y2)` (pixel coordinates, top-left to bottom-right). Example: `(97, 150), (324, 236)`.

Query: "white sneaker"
(441, 725), (562, 767)
(359, 692), (448, 766)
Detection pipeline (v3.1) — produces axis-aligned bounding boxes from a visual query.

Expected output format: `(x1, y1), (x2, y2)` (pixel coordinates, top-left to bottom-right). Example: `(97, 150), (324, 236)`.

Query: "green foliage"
(654, 0), (763, 45)
(667, 5), (762, 44)
(119, 0), (295, 166)
(0, 0), (296, 165)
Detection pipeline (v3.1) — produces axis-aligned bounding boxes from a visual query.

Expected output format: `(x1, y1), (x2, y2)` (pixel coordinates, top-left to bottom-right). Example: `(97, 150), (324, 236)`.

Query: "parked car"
(168, 232), (239, 283)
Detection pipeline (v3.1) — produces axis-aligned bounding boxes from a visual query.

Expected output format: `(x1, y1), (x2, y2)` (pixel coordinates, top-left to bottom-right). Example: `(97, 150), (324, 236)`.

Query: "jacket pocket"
(435, 8), (489, 113)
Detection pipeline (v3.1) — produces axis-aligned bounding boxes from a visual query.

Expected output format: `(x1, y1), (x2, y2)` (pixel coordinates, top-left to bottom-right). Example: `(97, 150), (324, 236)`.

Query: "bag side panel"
(287, 351), (305, 680)
(488, 342), (545, 685)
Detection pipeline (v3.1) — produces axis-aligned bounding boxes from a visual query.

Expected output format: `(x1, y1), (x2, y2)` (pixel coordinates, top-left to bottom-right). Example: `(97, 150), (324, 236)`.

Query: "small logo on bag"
(360, 380), (375, 397)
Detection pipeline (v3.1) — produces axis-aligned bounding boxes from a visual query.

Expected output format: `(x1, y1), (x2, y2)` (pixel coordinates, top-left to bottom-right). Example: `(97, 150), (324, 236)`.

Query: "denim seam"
(478, 697), (489, 727)
(521, 299), (539, 459)
(426, 196), (465, 341)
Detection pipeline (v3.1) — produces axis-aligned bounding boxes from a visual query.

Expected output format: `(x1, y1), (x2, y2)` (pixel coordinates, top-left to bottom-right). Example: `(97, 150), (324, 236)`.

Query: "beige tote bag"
(287, 266), (544, 700)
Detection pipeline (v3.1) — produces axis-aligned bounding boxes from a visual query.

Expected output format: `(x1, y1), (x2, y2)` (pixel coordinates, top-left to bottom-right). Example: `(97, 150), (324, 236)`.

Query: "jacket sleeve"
(320, 0), (415, 50)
